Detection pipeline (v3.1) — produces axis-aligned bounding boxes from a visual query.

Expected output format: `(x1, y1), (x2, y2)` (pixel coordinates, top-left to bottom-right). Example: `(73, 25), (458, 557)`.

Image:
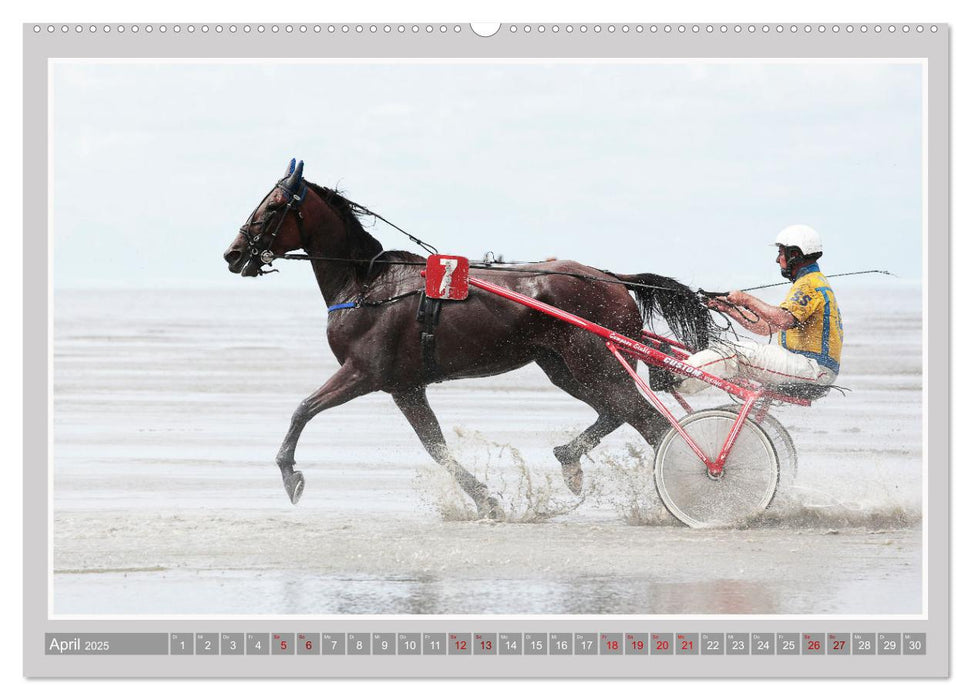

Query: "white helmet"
(774, 224), (822, 256)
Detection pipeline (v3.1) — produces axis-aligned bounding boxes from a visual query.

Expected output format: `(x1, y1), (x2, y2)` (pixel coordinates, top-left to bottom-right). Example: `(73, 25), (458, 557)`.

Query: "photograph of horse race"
(52, 61), (923, 615)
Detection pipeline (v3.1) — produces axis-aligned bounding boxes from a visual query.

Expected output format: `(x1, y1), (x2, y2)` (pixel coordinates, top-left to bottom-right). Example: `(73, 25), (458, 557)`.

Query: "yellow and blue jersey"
(778, 263), (843, 374)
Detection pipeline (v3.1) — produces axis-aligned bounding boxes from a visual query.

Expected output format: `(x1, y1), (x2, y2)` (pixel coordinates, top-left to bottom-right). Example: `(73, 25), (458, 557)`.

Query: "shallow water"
(52, 282), (923, 615)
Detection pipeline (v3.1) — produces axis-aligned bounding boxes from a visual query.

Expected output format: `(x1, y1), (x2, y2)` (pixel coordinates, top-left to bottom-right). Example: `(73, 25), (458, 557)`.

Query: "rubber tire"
(714, 404), (797, 486)
(654, 409), (779, 528)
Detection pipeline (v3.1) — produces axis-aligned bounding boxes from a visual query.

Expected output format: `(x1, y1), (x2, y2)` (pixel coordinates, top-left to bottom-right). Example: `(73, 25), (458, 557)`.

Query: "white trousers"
(677, 339), (837, 395)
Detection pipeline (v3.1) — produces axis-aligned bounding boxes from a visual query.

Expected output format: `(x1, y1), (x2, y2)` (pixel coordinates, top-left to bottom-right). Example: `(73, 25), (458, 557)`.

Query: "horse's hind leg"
(553, 414), (624, 494)
(545, 342), (671, 460)
(535, 352), (624, 494)
(392, 387), (504, 520)
(276, 362), (378, 504)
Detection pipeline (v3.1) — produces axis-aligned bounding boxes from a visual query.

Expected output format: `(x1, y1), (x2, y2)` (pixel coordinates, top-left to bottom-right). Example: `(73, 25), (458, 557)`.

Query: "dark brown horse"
(223, 160), (715, 517)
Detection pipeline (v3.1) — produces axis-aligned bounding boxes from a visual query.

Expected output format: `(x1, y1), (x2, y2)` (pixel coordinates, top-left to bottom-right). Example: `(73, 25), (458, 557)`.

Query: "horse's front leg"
(276, 362), (377, 504)
(392, 387), (504, 520)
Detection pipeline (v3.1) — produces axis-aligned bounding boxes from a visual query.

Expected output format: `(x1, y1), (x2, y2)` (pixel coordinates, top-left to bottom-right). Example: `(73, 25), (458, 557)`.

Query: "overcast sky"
(51, 60), (922, 290)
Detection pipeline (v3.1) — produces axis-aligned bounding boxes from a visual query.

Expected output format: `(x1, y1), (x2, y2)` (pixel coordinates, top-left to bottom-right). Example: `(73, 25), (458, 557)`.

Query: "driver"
(675, 225), (843, 395)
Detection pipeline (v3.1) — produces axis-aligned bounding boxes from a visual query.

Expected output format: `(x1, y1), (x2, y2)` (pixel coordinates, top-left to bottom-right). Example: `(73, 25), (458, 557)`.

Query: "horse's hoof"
(284, 471), (305, 505)
(561, 463), (584, 495)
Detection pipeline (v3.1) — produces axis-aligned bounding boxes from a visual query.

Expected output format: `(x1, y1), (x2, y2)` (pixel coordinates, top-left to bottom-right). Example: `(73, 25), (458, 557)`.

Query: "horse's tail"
(612, 272), (715, 352)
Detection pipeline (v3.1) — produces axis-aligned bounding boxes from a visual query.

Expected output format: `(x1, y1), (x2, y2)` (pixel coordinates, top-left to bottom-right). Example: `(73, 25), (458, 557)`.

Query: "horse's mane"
(305, 181), (425, 282)
(304, 181), (382, 260)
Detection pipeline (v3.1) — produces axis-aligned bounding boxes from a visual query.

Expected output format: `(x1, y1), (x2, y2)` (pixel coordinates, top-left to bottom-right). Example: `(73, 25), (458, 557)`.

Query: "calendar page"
(23, 21), (948, 678)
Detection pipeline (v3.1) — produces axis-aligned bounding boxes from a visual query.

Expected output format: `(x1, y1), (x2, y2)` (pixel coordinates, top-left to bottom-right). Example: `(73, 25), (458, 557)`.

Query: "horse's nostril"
(224, 250), (240, 264)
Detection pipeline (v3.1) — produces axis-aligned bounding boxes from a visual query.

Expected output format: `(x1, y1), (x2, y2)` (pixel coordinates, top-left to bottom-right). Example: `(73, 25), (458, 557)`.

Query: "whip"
(740, 269), (895, 292)
(698, 270), (896, 298)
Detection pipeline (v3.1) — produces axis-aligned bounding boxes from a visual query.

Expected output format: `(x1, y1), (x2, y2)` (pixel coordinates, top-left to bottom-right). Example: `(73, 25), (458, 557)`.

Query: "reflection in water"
(280, 575), (450, 615)
(648, 579), (777, 614)
(55, 565), (917, 615)
(527, 577), (776, 615)
(275, 574), (777, 615)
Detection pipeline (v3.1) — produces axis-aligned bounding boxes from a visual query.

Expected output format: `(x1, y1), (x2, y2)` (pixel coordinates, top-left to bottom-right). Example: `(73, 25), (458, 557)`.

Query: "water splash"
(588, 442), (921, 530)
(414, 428), (584, 523)
(743, 489), (921, 529)
(590, 443), (678, 526)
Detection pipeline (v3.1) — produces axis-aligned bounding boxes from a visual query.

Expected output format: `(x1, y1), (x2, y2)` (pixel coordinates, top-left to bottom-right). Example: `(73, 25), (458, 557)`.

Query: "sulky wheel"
(654, 409), (779, 528)
(714, 404), (797, 486)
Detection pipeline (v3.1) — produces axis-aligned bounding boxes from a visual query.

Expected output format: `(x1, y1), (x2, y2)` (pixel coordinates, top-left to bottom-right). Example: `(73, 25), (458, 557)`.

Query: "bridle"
(237, 170), (308, 275)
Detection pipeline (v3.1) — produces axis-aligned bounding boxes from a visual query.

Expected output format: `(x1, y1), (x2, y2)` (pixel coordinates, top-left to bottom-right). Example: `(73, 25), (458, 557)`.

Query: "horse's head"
(224, 159), (310, 277)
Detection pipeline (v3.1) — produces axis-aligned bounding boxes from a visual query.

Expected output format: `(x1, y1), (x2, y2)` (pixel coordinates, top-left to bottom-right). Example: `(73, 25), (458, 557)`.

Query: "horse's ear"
(282, 160), (303, 192)
(284, 158), (296, 177)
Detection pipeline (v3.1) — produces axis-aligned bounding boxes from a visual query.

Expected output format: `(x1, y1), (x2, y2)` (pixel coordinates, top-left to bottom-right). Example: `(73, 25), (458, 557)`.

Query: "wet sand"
(54, 510), (919, 615)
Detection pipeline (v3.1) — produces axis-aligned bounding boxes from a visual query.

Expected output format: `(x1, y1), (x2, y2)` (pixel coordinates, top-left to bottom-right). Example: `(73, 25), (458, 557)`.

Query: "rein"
(269, 251), (697, 298)
(254, 187), (701, 300)
(344, 202), (438, 256)
(245, 179), (890, 343)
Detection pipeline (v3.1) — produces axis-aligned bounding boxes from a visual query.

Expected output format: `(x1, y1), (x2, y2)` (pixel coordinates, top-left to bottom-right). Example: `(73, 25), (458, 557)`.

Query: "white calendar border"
(22, 22), (949, 678)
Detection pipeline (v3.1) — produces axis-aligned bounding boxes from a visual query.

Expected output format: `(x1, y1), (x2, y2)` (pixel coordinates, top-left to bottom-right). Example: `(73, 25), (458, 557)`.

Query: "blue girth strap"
(327, 301), (358, 313)
(326, 289), (423, 314)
